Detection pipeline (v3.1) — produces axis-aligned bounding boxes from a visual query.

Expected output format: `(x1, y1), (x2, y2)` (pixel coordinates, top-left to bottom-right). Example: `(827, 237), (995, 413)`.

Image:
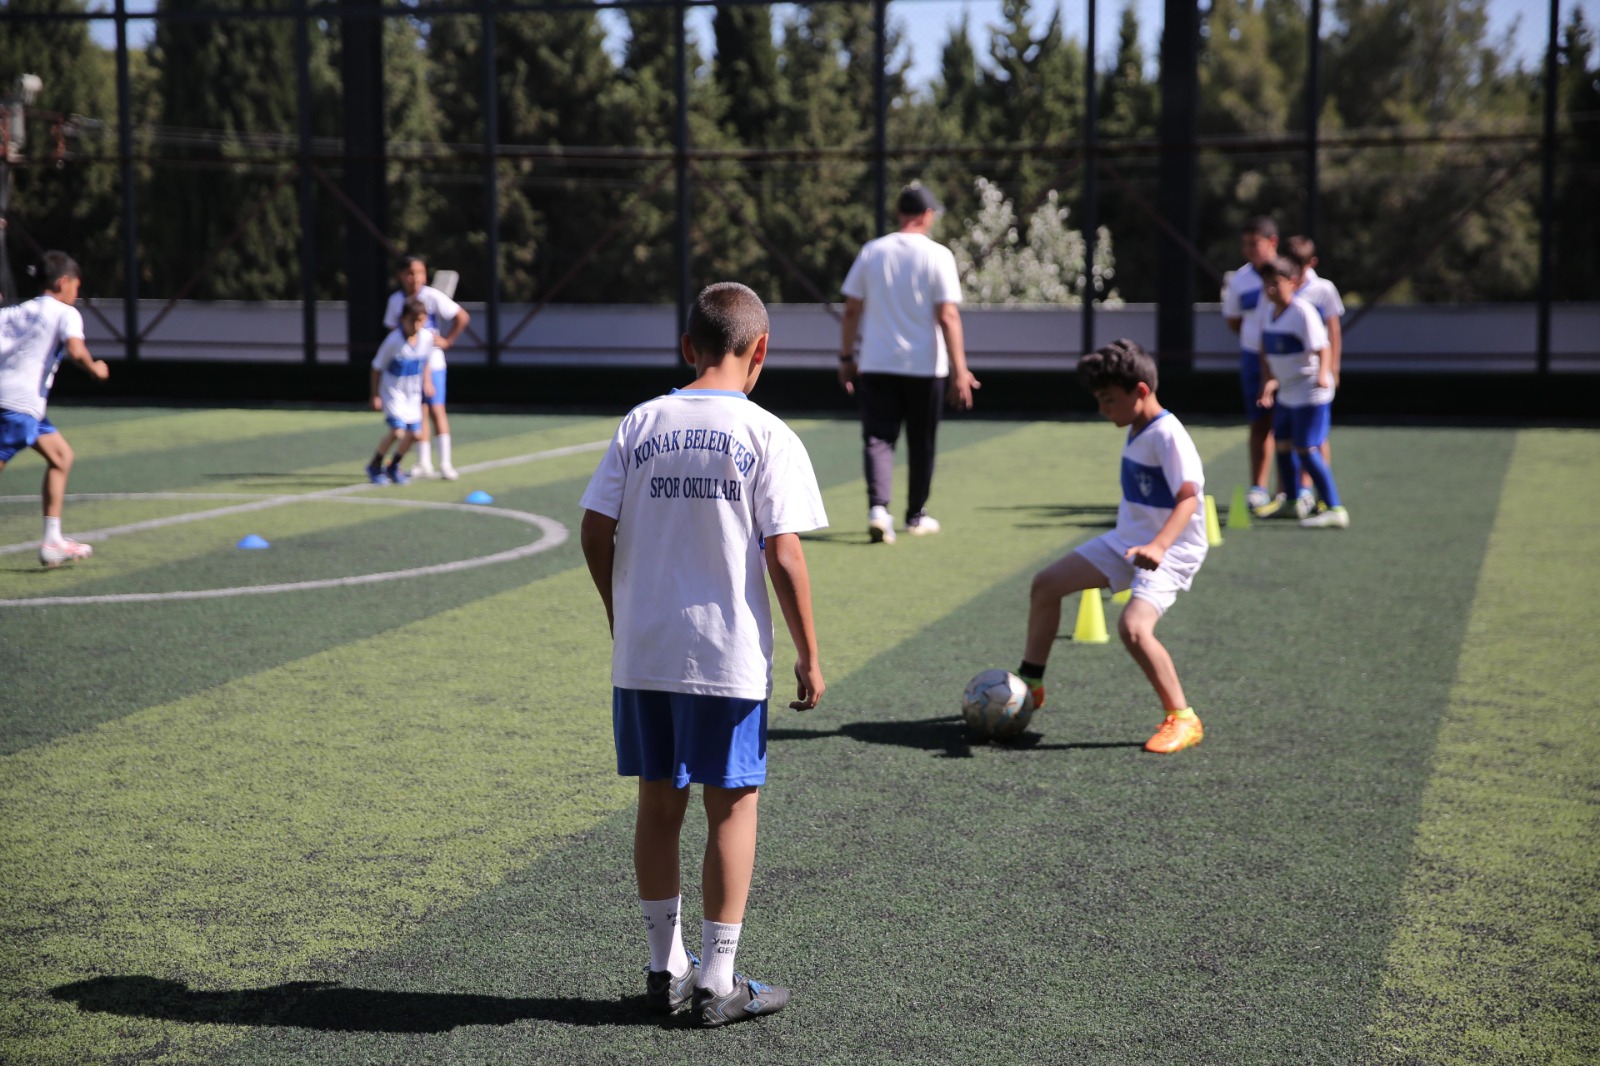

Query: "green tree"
(1096, 3), (1160, 302)
(1554, 7), (1600, 299)
(2, 0), (139, 298)
(982, 0), (1087, 211)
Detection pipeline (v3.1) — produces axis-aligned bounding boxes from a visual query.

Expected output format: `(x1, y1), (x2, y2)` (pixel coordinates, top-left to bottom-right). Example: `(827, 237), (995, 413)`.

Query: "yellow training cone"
(1205, 494), (1224, 547)
(1111, 588), (1132, 604)
(1226, 484), (1252, 530)
(1073, 588), (1110, 643)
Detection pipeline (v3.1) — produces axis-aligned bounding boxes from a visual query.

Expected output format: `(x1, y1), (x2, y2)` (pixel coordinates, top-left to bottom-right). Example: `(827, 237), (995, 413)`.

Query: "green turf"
(1, 409), (1595, 1065)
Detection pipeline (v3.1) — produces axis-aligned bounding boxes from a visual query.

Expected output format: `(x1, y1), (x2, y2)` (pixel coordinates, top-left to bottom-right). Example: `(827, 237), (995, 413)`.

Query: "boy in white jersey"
(0, 251), (111, 568)
(384, 255), (468, 479)
(1016, 340), (1209, 754)
(580, 282), (826, 1027)
(1221, 216), (1279, 510)
(366, 299), (434, 484)
(1256, 257), (1349, 528)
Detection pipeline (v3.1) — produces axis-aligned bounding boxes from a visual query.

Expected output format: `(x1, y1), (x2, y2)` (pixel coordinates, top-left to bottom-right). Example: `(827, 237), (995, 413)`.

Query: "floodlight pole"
(675, 2), (691, 341)
(1082, 0), (1098, 358)
(115, 0), (140, 358)
(1305, 0), (1321, 242)
(296, 0), (317, 364)
(482, 0), (502, 366)
(1536, 0), (1559, 375)
(1156, 0), (1201, 365)
(873, 0), (887, 236)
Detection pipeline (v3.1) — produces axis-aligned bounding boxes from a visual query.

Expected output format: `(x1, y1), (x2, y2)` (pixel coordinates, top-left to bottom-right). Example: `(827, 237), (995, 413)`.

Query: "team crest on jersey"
(1136, 469), (1154, 498)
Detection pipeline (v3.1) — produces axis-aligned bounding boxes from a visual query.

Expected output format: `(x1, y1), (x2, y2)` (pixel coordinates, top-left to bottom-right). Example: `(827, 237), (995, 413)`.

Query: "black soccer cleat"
(645, 954), (700, 1014)
(694, 972), (791, 1028)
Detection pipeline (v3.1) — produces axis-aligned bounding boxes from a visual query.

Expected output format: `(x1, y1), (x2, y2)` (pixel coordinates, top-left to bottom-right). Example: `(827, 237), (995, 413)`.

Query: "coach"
(838, 183), (981, 545)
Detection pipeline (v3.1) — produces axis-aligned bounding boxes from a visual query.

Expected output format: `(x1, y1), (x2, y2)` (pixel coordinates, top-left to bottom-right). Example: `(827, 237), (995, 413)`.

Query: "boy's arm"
(579, 509), (618, 635)
(1258, 350), (1277, 407)
(439, 308), (470, 350)
(1325, 315), (1341, 388)
(1125, 483), (1201, 571)
(838, 296), (863, 395)
(765, 531), (824, 710)
(369, 368), (383, 411)
(63, 337), (109, 381)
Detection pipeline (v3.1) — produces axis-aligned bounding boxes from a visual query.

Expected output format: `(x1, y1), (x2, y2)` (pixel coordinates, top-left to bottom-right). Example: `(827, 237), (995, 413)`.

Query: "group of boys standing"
(1224, 216), (1350, 528)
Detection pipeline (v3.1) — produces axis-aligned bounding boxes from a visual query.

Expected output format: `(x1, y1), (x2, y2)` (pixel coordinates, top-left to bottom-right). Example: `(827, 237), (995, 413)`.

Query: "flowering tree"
(948, 177), (1119, 306)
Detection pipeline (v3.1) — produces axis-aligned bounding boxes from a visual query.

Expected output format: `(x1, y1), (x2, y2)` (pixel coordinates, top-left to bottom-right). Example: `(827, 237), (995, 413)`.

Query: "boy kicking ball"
(1016, 339), (1210, 754)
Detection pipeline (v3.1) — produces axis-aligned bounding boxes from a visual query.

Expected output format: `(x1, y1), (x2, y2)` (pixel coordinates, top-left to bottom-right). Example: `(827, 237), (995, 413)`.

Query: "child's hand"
(90, 359), (110, 381)
(1259, 380), (1277, 408)
(1125, 542), (1165, 571)
(789, 659), (824, 711)
(1317, 371), (1331, 390)
(370, 397), (382, 412)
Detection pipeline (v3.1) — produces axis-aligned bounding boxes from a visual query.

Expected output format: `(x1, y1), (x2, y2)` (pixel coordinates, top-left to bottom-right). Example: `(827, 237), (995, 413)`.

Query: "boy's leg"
(1119, 598), (1203, 753)
(32, 431), (93, 566)
(1024, 551), (1110, 666)
(1247, 413), (1274, 506)
(636, 777), (695, 1003)
(694, 784), (790, 1024)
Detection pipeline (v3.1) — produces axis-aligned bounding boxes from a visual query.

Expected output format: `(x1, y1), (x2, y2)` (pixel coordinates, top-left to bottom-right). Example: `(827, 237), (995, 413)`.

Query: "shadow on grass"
(977, 502), (1118, 530)
(771, 715), (1144, 758)
(51, 975), (680, 1033)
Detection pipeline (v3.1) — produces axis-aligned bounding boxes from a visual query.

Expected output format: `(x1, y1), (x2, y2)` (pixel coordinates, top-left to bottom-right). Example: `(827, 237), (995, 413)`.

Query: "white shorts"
(1072, 531), (1206, 617)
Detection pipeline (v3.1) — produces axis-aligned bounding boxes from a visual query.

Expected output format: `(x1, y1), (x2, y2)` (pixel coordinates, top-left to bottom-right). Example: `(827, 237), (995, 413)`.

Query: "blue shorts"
(0, 410), (57, 462)
(613, 687), (768, 789)
(427, 369), (447, 406)
(1239, 350), (1268, 419)
(1286, 403), (1332, 450)
(384, 415), (422, 432)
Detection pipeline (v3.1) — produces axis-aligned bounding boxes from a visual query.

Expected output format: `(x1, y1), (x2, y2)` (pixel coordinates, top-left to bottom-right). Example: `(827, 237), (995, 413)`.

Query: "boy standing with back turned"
(1016, 340), (1210, 754)
(580, 282), (827, 1027)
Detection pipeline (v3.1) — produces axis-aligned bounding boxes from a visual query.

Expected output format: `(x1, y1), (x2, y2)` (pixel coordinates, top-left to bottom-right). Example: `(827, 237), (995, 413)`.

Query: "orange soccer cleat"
(1144, 711), (1203, 754)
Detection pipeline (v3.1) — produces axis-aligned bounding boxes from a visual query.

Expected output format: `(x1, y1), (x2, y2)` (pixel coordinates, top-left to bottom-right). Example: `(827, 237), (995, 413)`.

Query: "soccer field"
(1, 406), (1596, 1065)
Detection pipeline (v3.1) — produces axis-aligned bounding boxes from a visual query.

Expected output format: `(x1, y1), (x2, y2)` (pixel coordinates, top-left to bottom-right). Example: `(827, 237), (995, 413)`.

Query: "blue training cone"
(464, 491), (494, 505)
(236, 534), (270, 550)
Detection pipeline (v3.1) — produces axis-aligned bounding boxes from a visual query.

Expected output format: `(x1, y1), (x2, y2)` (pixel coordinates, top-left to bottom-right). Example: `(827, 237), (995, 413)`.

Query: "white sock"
(43, 516), (63, 543)
(699, 919), (742, 996)
(417, 440), (433, 468)
(438, 433), (452, 468)
(640, 896), (690, 977)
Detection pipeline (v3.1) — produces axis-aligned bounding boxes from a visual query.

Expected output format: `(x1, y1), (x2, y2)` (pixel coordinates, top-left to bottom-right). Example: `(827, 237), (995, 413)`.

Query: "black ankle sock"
(1018, 661), (1046, 681)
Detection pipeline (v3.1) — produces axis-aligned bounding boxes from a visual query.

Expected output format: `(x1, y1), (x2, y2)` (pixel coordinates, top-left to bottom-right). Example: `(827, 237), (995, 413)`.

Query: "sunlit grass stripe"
(33, 407), (377, 461)
(1363, 429), (1600, 1064)
(0, 419), (1196, 1066)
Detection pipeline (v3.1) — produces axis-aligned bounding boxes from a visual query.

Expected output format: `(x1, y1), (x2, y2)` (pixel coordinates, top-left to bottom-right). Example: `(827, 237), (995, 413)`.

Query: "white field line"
(0, 439), (607, 557)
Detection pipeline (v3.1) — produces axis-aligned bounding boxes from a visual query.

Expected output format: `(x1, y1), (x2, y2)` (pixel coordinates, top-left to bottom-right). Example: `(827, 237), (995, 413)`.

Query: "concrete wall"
(80, 300), (1600, 375)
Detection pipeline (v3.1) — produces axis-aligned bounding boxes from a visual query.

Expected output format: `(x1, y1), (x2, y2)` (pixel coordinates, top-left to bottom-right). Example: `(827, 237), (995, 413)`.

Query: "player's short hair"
(1077, 338), (1158, 394)
(39, 251), (80, 292)
(1284, 235), (1316, 268)
(399, 298), (427, 323)
(1243, 216), (1279, 239)
(686, 282), (769, 359)
(396, 254), (426, 274)
(1257, 255), (1299, 281)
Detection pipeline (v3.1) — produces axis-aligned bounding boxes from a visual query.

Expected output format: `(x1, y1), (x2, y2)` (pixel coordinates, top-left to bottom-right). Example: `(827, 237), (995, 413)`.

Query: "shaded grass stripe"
(0, 498), (567, 607)
(1362, 428), (1600, 1065)
(0, 440), (608, 558)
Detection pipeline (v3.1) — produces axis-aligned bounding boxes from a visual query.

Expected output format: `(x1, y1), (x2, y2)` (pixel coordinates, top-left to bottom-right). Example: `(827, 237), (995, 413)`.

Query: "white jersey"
(1222, 263), (1266, 353)
(1295, 267), (1345, 324)
(1114, 411), (1209, 561)
(384, 286), (462, 369)
(0, 296), (85, 420)
(580, 389), (828, 700)
(371, 327), (435, 424)
(841, 231), (963, 377)
(1258, 295), (1331, 408)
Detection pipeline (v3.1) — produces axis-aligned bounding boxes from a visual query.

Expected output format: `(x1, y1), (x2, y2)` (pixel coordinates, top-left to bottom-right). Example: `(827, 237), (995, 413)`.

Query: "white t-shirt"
(1115, 411), (1208, 559)
(371, 327), (434, 425)
(1222, 263), (1266, 354)
(384, 286), (462, 370)
(1258, 296), (1331, 408)
(840, 231), (962, 377)
(0, 296), (85, 420)
(580, 389), (828, 700)
(1295, 267), (1346, 325)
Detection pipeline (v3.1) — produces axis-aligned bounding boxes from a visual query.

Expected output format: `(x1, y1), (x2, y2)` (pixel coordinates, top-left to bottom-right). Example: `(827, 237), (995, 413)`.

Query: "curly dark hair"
(1076, 338), (1158, 394)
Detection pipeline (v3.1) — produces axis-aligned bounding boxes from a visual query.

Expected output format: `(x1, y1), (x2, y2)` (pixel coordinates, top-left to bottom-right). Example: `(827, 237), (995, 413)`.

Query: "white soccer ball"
(961, 668), (1036, 741)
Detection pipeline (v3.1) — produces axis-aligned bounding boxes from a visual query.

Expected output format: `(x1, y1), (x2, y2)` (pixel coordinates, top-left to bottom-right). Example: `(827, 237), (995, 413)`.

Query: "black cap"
(897, 183), (942, 216)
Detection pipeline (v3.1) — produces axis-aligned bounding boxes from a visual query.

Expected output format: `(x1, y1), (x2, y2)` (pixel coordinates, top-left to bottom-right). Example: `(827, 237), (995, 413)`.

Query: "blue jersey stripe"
(1262, 331), (1307, 355)
(1121, 457), (1177, 508)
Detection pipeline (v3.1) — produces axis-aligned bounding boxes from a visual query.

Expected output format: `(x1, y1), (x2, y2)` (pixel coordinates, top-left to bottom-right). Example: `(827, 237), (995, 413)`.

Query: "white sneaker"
(1299, 506), (1349, 529)
(409, 464), (436, 479)
(40, 538), (93, 569)
(440, 465), (460, 481)
(868, 505), (896, 545)
(1293, 491), (1318, 520)
(1245, 485), (1271, 510)
(906, 514), (941, 536)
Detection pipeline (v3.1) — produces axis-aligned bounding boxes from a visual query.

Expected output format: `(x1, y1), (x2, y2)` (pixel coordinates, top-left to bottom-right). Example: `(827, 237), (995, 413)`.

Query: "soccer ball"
(961, 668), (1036, 741)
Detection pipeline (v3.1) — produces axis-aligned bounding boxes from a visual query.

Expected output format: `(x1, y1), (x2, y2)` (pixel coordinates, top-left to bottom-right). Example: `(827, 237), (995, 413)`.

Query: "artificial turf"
(1, 408), (1595, 1065)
